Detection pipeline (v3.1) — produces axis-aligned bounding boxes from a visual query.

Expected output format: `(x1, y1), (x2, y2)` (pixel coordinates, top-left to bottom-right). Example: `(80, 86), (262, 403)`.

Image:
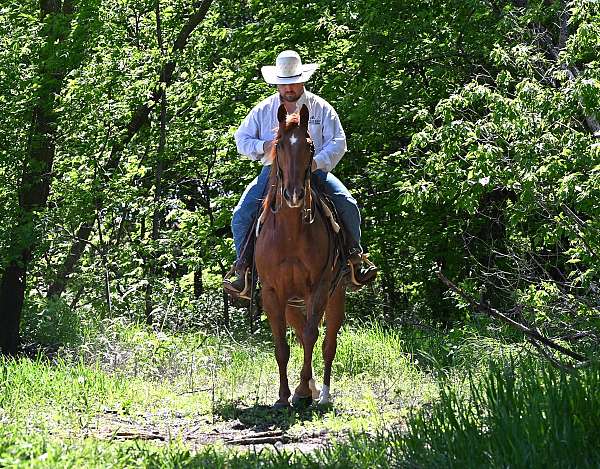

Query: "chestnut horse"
(255, 103), (345, 408)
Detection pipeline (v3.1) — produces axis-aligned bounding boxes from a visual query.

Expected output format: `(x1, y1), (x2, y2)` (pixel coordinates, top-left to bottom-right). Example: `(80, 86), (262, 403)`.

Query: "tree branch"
(436, 266), (589, 363)
(47, 0), (215, 299)
(106, 0), (214, 170)
(530, 2), (600, 134)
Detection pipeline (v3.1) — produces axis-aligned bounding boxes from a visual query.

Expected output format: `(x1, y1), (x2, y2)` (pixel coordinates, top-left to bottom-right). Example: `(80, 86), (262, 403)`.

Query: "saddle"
(225, 175), (372, 305)
(308, 180), (375, 292)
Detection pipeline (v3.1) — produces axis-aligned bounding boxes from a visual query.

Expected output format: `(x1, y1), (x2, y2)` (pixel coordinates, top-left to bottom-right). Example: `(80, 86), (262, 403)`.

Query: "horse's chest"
(258, 225), (322, 253)
(255, 222), (328, 282)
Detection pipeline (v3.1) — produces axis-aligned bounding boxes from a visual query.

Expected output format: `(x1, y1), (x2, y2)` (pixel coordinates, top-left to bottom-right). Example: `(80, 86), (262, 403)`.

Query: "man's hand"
(263, 140), (275, 162)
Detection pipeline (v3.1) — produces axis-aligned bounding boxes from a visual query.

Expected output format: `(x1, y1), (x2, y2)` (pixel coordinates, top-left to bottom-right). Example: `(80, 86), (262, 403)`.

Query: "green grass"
(393, 357), (600, 468)
(1, 320), (599, 467)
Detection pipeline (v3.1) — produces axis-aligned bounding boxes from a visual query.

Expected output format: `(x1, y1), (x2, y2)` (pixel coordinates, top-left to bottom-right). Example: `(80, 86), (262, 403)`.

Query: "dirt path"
(89, 403), (343, 453)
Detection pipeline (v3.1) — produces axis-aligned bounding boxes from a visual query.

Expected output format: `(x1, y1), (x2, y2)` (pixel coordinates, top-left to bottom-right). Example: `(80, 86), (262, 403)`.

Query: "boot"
(223, 264), (251, 300)
(223, 222), (257, 300)
(348, 250), (377, 287)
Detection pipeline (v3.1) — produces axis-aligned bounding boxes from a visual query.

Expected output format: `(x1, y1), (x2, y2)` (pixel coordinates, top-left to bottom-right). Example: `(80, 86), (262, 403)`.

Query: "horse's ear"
(299, 104), (309, 129)
(277, 104), (286, 124)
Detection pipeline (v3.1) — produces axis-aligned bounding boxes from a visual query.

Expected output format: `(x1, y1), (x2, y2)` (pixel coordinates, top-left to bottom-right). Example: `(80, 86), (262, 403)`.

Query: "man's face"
(277, 83), (305, 102)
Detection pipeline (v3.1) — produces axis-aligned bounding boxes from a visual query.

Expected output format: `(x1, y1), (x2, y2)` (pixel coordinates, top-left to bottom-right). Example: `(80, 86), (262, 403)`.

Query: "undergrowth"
(1, 320), (599, 468)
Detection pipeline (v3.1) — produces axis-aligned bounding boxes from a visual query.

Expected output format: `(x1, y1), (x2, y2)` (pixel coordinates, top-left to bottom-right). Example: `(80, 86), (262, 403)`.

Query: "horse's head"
(274, 103), (313, 208)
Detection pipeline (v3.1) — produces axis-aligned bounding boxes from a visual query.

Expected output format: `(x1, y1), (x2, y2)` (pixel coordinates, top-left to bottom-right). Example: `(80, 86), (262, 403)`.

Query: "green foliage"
(0, 0), (598, 358)
(21, 297), (83, 347)
(398, 358), (600, 468)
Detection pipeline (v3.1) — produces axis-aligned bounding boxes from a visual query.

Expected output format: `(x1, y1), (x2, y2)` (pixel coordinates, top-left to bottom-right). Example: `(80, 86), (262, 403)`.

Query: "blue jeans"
(231, 166), (362, 258)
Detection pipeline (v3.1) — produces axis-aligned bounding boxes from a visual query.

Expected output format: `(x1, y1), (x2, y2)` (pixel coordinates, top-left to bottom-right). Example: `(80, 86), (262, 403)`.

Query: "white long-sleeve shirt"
(234, 90), (347, 172)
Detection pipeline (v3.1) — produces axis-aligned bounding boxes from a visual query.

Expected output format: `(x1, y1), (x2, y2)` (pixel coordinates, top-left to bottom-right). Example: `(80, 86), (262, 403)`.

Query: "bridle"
(271, 135), (343, 298)
(272, 135), (315, 225)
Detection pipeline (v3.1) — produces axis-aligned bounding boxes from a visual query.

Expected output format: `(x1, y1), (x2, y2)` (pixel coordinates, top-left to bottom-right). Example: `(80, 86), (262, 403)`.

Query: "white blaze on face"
(289, 133), (298, 146)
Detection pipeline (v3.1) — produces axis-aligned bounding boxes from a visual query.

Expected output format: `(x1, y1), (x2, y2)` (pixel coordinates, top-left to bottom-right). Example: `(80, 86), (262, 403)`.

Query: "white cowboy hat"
(261, 50), (319, 85)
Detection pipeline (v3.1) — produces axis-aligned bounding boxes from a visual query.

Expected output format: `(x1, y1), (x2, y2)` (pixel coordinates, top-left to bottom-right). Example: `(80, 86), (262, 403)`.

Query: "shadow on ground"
(214, 400), (337, 432)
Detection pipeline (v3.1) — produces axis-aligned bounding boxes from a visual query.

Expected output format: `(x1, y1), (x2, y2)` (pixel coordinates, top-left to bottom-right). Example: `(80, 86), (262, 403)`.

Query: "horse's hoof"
(317, 395), (332, 407)
(291, 393), (312, 409)
(273, 400), (291, 410)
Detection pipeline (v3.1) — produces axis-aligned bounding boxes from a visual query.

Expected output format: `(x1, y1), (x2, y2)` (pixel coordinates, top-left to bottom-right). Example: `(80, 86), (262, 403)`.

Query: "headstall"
(271, 138), (316, 225)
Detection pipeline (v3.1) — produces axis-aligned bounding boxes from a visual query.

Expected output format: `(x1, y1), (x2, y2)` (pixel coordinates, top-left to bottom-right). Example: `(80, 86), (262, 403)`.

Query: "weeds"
(398, 358), (600, 468)
(1, 322), (599, 468)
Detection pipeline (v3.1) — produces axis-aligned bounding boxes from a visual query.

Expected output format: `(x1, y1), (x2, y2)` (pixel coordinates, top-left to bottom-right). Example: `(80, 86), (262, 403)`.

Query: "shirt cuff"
(313, 154), (327, 172)
(255, 140), (266, 155)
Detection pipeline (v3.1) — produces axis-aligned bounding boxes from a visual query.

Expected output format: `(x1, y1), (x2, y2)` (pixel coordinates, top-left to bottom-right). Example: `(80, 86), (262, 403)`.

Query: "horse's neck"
(270, 206), (303, 233)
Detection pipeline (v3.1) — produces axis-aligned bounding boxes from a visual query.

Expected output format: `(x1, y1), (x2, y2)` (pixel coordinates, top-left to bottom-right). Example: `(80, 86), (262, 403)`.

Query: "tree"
(0, 0), (89, 355)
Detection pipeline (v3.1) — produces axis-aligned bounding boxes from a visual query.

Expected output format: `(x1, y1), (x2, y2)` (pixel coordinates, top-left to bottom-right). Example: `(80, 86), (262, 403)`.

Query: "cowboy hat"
(261, 50), (319, 85)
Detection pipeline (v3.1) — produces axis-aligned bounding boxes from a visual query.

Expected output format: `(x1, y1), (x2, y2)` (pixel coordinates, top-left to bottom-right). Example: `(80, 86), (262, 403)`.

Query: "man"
(223, 50), (376, 298)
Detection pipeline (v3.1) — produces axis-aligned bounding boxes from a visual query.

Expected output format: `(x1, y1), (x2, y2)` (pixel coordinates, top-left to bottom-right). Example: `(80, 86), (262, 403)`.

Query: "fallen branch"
(176, 387), (212, 396)
(227, 436), (291, 446)
(112, 430), (165, 441)
(435, 266), (589, 363)
(528, 337), (575, 373)
(226, 430), (290, 446)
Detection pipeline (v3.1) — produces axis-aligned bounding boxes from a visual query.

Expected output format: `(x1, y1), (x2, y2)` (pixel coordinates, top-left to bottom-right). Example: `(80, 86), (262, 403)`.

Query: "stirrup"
(348, 254), (377, 288)
(223, 266), (251, 300)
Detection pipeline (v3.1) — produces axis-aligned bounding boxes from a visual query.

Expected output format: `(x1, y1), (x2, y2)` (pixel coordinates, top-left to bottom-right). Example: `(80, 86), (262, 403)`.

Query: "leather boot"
(223, 222), (257, 300)
(223, 265), (251, 300)
(348, 251), (377, 287)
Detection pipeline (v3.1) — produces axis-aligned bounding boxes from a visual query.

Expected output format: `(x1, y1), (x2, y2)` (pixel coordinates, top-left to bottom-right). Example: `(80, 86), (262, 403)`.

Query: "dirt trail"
(89, 404), (342, 453)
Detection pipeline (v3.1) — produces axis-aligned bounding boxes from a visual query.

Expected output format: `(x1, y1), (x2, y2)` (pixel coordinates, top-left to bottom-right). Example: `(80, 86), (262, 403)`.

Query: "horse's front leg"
(286, 305), (321, 400)
(262, 287), (291, 408)
(293, 290), (327, 405)
(320, 285), (345, 405)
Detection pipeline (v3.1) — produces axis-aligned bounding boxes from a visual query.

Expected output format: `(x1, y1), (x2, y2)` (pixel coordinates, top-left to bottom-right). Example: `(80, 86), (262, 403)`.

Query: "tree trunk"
(0, 1), (74, 355)
(145, 0), (169, 325)
(194, 269), (204, 298)
(46, 222), (94, 298)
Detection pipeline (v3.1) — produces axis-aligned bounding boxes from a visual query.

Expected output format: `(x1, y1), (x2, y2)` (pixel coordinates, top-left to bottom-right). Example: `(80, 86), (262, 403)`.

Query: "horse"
(255, 103), (345, 408)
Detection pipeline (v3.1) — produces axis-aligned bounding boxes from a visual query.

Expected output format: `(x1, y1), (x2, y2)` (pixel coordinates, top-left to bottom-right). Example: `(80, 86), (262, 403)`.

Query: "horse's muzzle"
(283, 187), (305, 208)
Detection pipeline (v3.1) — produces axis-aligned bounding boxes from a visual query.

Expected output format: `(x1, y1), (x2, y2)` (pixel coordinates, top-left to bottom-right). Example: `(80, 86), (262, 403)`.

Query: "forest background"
(1, 0), (599, 352)
(0, 0), (599, 466)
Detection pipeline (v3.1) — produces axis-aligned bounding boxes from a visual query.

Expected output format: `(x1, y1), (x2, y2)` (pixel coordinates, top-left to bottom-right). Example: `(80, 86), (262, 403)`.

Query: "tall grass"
(1, 323), (599, 468)
(397, 358), (600, 468)
(0, 355), (129, 420)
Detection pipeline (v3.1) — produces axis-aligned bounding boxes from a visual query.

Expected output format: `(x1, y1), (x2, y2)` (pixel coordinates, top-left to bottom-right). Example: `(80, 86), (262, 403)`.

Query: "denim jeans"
(231, 166), (362, 258)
